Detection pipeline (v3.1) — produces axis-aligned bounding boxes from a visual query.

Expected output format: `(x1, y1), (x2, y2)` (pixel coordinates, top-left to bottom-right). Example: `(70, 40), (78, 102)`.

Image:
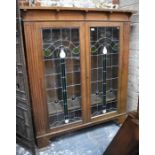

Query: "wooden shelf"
(48, 92), (116, 115)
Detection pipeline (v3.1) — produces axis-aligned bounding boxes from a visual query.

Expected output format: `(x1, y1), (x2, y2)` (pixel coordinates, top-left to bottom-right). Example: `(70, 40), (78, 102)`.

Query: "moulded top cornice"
(20, 6), (136, 14)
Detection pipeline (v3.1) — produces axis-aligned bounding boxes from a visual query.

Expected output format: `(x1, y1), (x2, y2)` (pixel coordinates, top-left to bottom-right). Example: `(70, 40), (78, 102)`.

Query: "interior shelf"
(48, 92), (117, 116)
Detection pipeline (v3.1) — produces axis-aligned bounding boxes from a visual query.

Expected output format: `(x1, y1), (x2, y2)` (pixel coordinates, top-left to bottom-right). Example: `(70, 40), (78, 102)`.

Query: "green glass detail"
(72, 47), (80, 55)
(102, 54), (107, 108)
(112, 43), (118, 51)
(91, 46), (97, 54)
(60, 58), (69, 119)
(44, 49), (53, 57)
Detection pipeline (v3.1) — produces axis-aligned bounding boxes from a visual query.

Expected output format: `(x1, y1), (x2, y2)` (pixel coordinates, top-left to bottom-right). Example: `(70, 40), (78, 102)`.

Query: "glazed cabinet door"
(86, 22), (124, 120)
(42, 25), (87, 128)
(24, 22), (87, 135)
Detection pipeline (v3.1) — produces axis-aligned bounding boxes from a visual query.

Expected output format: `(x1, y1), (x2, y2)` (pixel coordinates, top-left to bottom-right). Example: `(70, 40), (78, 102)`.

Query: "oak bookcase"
(19, 6), (133, 148)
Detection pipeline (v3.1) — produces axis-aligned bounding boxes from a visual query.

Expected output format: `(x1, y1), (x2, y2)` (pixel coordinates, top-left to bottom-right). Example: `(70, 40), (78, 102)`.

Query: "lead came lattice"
(90, 27), (119, 117)
(42, 28), (82, 128)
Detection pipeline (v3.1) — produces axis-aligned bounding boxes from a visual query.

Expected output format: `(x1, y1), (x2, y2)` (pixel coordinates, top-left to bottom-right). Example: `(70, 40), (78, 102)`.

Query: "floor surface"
(16, 122), (120, 155)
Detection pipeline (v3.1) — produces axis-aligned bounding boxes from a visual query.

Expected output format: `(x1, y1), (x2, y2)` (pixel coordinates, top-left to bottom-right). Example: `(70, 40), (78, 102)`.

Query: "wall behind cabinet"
(120, 0), (139, 111)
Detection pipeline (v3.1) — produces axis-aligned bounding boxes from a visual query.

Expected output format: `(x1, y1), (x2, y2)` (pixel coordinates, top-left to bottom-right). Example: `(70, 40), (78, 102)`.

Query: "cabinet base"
(116, 115), (127, 125)
(36, 113), (126, 148)
(37, 137), (49, 149)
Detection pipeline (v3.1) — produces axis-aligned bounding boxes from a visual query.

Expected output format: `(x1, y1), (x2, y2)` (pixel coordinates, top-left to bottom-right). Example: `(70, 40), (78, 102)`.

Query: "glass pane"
(42, 28), (81, 128)
(90, 27), (119, 117)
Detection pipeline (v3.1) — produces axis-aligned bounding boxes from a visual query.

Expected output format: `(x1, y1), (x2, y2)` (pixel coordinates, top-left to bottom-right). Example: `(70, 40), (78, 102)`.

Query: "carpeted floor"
(16, 122), (120, 155)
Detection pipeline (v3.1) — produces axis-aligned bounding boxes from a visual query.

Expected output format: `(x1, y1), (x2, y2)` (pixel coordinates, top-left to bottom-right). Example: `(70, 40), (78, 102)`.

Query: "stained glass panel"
(90, 27), (119, 117)
(42, 28), (81, 128)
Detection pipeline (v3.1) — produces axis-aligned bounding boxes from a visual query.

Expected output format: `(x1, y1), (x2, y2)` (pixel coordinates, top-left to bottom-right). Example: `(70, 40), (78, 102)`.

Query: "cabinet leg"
(37, 137), (49, 149)
(116, 115), (127, 125)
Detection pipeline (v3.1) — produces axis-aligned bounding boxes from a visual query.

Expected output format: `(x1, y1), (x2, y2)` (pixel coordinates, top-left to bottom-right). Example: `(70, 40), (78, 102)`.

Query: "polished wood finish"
(21, 7), (132, 148)
(117, 22), (131, 124)
(20, 7), (133, 22)
(37, 112), (126, 142)
(24, 23), (49, 135)
(120, 23), (130, 114)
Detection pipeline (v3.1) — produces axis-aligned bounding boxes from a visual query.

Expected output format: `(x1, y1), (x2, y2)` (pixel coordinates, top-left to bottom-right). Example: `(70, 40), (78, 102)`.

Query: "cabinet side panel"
(23, 22), (49, 136)
(119, 22), (130, 113)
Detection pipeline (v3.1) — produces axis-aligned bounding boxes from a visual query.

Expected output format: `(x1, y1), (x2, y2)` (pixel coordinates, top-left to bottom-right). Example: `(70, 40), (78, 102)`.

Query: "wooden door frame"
(85, 22), (125, 122)
(24, 21), (88, 137)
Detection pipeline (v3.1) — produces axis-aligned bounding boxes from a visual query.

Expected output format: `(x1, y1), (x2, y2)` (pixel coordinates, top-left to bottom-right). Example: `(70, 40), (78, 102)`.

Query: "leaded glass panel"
(42, 28), (81, 128)
(90, 27), (119, 117)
